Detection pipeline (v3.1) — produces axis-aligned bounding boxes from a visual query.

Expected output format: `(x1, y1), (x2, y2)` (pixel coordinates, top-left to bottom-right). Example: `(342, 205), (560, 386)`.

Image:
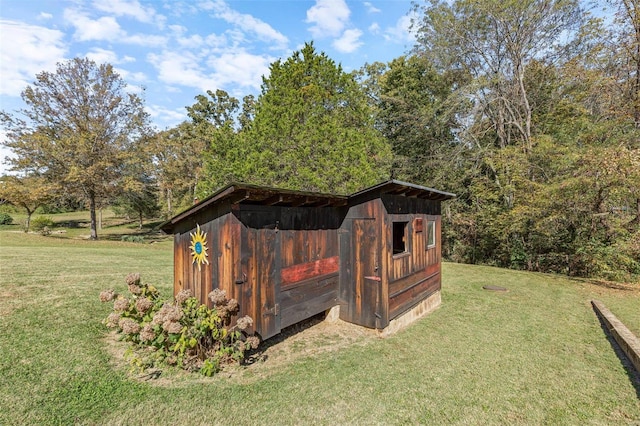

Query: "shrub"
(100, 273), (259, 376)
(121, 235), (145, 243)
(30, 216), (55, 231)
(0, 212), (13, 225)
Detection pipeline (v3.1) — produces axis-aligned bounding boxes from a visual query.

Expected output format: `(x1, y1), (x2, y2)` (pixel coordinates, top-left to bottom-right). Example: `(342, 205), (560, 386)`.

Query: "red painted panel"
(281, 256), (339, 287)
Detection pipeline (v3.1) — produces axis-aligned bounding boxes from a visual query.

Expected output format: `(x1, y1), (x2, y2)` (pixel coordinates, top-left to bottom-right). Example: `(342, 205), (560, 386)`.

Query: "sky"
(0, 0), (419, 174)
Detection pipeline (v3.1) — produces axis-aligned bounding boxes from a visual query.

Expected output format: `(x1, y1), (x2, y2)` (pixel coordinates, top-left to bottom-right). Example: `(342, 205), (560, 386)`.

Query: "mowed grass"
(1, 227), (639, 425)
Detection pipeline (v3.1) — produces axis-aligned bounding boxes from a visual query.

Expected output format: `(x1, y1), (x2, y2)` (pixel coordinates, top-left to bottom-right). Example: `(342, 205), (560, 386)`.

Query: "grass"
(0, 215), (639, 425)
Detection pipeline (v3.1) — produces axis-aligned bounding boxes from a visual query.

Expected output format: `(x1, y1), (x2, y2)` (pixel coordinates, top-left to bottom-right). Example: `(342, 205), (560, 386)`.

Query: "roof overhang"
(160, 180), (456, 234)
(160, 182), (348, 233)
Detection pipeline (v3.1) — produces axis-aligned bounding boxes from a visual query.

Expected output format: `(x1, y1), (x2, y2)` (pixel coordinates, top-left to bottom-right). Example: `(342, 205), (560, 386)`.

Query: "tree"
(608, 0), (640, 129)
(112, 172), (160, 230)
(373, 56), (461, 186)
(0, 175), (57, 232)
(183, 90), (246, 197)
(152, 122), (206, 217)
(1, 58), (150, 239)
(241, 42), (392, 194)
(413, 0), (584, 151)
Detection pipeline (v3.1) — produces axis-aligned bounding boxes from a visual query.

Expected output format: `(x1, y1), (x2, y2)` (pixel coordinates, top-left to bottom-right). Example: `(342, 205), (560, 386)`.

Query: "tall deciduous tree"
(413, 0), (584, 151)
(152, 122), (205, 216)
(1, 58), (150, 239)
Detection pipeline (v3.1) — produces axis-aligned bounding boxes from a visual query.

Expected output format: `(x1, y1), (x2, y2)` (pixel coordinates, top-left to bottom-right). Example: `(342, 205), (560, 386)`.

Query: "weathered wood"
(281, 256), (339, 288)
(165, 180), (453, 340)
(258, 230), (279, 339)
(389, 273), (440, 319)
(280, 274), (339, 328)
(389, 263), (440, 298)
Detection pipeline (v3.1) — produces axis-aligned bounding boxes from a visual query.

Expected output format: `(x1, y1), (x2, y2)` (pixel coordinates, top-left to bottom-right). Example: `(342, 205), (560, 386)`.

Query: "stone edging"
(591, 299), (640, 374)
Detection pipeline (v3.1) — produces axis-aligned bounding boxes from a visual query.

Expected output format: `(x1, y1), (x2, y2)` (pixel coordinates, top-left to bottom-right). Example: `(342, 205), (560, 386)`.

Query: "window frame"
(426, 220), (436, 249)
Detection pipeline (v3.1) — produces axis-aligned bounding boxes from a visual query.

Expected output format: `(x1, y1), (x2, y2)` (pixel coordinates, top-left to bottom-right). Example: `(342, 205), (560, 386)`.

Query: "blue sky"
(0, 0), (417, 128)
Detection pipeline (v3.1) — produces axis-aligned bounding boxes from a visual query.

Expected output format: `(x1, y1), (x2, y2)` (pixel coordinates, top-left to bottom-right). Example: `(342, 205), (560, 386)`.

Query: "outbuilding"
(160, 180), (455, 340)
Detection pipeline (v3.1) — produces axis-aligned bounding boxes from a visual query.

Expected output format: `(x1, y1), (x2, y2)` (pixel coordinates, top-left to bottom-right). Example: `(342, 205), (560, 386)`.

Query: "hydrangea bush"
(100, 273), (260, 376)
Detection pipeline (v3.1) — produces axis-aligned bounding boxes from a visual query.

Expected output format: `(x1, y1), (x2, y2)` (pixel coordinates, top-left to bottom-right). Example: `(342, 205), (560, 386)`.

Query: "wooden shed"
(160, 180), (455, 340)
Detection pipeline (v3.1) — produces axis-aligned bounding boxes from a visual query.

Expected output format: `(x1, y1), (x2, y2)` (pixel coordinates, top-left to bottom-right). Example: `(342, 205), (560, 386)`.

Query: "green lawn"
(0, 227), (639, 425)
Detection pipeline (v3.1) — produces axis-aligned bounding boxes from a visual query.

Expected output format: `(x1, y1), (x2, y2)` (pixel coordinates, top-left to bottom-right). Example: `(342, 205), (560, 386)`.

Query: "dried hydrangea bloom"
(128, 283), (142, 295)
(139, 324), (155, 342)
(164, 305), (183, 322)
(227, 298), (239, 312)
(245, 335), (260, 350)
(99, 289), (116, 302)
(113, 297), (130, 312)
(208, 288), (227, 306)
(119, 318), (141, 335)
(236, 315), (253, 331)
(175, 289), (192, 305)
(135, 297), (153, 314)
(162, 320), (183, 334)
(125, 272), (141, 286)
(105, 312), (121, 328)
(151, 303), (171, 325)
(151, 312), (164, 326)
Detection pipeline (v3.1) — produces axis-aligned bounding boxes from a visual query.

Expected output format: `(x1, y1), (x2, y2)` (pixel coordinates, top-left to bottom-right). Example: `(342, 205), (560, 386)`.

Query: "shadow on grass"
(593, 308), (640, 400)
(100, 230), (172, 244)
(56, 219), (89, 229)
(243, 312), (327, 365)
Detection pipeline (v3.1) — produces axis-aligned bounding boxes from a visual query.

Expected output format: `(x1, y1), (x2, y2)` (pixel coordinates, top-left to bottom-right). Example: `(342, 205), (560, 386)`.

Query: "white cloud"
(148, 50), (209, 90)
(333, 28), (363, 53)
(384, 12), (417, 44)
(0, 20), (67, 97)
(148, 47), (272, 94)
(306, 0), (351, 38)
(85, 48), (120, 65)
(93, 0), (166, 28)
(145, 104), (187, 129)
(64, 9), (124, 42)
(63, 8), (167, 46)
(369, 22), (381, 34)
(38, 12), (53, 20)
(114, 68), (147, 84)
(199, 0), (288, 50)
(364, 2), (381, 13)
(207, 51), (272, 89)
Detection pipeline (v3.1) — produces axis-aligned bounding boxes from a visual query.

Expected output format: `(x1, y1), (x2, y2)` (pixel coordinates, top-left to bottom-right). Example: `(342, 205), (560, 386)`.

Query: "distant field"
(0, 208), (171, 241)
(0, 219), (639, 425)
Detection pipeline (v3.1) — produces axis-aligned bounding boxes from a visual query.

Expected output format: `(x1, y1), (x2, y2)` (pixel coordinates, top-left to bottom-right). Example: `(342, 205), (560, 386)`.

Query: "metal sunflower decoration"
(189, 224), (209, 271)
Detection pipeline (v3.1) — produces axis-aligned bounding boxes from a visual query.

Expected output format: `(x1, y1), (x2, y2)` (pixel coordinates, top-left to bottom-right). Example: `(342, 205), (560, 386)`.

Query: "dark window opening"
(393, 221), (408, 254)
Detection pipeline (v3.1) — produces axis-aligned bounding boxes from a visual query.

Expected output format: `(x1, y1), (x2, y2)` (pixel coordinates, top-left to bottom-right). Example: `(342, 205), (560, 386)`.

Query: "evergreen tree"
(237, 42), (392, 194)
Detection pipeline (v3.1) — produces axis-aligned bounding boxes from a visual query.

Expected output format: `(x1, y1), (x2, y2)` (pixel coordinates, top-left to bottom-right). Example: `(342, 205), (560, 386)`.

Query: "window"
(427, 220), (436, 248)
(393, 221), (408, 254)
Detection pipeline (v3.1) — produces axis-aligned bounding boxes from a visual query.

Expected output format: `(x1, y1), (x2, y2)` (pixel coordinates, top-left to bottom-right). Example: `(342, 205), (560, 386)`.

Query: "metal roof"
(350, 180), (457, 201)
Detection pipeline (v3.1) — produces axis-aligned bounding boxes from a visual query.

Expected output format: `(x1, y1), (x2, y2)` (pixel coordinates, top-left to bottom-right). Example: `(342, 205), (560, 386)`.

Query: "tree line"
(1, 0), (638, 282)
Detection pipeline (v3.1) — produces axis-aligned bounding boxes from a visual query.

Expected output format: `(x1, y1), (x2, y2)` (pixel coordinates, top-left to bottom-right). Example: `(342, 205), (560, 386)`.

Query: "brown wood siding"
(168, 186), (447, 339)
(281, 256), (339, 288)
(389, 272), (440, 319)
(280, 274), (339, 329)
(381, 195), (443, 322)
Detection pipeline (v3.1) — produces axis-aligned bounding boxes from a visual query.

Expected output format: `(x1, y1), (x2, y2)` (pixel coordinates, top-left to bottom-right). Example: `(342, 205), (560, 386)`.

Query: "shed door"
(351, 219), (381, 329)
(258, 230), (280, 339)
